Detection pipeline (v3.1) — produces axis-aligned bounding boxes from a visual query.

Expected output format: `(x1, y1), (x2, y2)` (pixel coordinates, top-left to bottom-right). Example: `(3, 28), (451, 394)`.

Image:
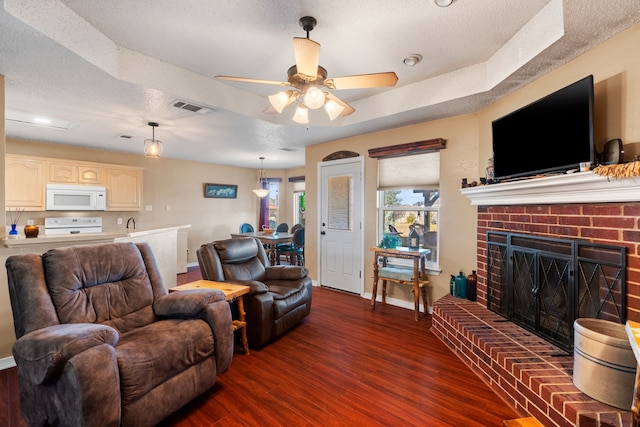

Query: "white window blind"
(293, 181), (305, 192)
(377, 151), (440, 189)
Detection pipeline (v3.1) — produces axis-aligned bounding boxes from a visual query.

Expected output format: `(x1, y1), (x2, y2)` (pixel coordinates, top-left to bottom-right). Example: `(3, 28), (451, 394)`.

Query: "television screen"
(491, 75), (594, 180)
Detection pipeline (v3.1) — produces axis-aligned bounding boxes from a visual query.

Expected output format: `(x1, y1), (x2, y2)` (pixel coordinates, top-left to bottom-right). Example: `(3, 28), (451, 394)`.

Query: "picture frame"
(204, 183), (237, 199)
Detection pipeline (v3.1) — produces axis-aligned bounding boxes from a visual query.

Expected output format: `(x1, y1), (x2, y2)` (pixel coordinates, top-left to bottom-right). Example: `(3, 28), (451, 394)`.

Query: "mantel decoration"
(7, 207), (24, 238)
(593, 161), (640, 179)
(252, 157), (270, 198)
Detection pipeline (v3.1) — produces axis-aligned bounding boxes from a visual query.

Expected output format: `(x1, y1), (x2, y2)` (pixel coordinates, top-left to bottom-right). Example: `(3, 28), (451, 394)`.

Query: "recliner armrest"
(224, 279), (269, 295)
(265, 265), (309, 281)
(12, 323), (119, 384)
(153, 289), (226, 318)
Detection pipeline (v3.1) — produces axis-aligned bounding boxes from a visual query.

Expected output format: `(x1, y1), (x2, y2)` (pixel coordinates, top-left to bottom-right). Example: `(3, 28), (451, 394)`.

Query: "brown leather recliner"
(6, 242), (234, 427)
(197, 237), (312, 347)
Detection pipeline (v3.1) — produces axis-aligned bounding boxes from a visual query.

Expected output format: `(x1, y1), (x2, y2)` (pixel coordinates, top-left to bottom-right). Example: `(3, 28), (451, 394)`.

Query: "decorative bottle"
(454, 271), (467, 299)
(485, 157), (495, 181)
(466, 270), (477, 301)
(450, 275), (455, 295)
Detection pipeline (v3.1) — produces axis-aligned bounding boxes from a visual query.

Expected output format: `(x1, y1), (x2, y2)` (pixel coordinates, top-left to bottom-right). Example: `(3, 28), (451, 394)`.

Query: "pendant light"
(144, 122), (163, 158)
(252, 157), (270, 198)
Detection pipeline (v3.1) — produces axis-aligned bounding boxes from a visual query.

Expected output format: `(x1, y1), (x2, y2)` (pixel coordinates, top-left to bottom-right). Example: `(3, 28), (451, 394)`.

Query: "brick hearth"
(431, 295), (632, 427)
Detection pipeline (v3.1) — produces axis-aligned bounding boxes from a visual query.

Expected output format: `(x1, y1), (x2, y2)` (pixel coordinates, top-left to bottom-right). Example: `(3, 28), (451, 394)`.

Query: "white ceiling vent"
(171, 100), (213, 114)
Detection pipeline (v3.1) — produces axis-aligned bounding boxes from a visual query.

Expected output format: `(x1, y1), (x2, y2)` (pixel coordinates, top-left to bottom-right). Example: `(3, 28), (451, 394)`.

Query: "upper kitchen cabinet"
(5, 155), (45, 210)
(48, 161), (103, 185)
(5, 155), (144, 211)
(105, 166), (143, 211)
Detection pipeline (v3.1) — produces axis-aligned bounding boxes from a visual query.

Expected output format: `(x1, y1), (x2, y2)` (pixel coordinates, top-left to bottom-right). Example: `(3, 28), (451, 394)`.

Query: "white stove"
(44, 217), (103, 235)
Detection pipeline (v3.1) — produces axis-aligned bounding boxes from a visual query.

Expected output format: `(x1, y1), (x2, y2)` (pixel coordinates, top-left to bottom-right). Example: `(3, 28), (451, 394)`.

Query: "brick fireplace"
(431, 172), (640, 427)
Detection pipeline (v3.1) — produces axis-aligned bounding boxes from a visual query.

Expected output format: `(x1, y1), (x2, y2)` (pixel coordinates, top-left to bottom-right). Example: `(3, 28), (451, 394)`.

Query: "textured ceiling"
(1, 0), (639, 168)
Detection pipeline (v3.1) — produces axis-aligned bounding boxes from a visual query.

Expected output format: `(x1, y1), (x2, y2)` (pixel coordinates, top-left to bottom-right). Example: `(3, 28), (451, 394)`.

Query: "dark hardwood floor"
(1, 267), (519, 426)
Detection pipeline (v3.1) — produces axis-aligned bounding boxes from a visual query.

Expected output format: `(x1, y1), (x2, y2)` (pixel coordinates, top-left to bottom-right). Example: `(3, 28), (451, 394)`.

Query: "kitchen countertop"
(2, 224), (191, 248)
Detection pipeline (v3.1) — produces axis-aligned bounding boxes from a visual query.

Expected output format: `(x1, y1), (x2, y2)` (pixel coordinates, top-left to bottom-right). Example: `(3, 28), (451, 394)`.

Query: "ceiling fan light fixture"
(252, 157), (270, 198)
(434, 0), (454, 6)
(268, 90), (297, 113)
(325, 99), (345, 121)
(292, 104), (309, 124)
(143, 122), (163, 158)
(303, 87), (325, 109)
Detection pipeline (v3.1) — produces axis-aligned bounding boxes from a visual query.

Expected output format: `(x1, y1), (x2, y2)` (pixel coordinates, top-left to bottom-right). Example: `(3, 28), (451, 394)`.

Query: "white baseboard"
(365, 292), (433, 314)
(0, 356), (16, 370)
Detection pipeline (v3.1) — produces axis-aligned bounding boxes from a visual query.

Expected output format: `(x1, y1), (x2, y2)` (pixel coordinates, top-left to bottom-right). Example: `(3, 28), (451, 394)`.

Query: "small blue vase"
(8, 224), (18, 236)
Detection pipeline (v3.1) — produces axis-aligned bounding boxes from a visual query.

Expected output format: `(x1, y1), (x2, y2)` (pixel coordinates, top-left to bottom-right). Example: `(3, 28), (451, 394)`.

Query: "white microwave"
(46, 184), (106, 211)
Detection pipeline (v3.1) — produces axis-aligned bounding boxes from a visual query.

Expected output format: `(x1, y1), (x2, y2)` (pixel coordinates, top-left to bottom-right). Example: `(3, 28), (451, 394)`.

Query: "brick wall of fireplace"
(475, 202), (640, 322)
(431, 176), (640, 426)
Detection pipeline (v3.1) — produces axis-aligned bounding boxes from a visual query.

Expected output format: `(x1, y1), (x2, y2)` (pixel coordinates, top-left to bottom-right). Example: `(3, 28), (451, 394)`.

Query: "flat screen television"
(491, 75), (594, 181)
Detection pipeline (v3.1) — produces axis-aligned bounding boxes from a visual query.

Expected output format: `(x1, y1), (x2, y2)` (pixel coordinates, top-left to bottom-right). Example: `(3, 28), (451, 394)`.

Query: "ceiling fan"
(215, 16), (399, 123)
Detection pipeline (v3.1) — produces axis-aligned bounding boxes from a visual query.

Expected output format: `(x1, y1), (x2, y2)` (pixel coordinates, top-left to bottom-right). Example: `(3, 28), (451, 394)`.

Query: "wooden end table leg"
(371, 254), (379, 310)
(371, 275), (378, 310)
(236, 297), (249, 355)
(382, 280), (387, 304)
(413, 258), (420, 321)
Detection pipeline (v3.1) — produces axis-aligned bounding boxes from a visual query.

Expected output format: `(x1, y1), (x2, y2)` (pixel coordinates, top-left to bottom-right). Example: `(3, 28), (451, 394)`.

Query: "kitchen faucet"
(126, 217), (136, 230)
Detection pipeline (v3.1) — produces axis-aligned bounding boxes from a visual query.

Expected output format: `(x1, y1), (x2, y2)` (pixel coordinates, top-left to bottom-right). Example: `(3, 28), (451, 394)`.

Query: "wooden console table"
(370, 247), (431, 321)
(169, 280), (250, 355)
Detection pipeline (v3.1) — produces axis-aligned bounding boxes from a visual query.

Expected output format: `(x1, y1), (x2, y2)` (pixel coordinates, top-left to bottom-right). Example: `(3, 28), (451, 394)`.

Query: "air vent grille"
(171, 100), (212, 114)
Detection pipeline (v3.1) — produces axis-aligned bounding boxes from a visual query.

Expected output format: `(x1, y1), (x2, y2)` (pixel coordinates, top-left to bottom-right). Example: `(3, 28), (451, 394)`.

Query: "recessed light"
(403, 54), (423, 66)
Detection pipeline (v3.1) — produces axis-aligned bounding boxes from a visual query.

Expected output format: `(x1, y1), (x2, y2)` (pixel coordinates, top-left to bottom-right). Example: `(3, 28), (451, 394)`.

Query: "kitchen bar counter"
(2, 224), (190, 248)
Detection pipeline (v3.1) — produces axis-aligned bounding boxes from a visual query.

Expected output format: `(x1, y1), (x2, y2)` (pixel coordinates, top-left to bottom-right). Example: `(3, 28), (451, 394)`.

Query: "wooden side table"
(169, 280), (250, 355)
(370, 247), (431, 321)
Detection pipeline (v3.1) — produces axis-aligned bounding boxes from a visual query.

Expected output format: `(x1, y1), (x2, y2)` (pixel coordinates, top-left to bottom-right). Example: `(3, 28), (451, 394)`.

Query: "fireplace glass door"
(487, 231), (626, 352)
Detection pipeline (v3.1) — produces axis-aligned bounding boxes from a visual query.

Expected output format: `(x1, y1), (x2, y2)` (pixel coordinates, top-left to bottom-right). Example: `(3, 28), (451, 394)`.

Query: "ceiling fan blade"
(325, 92), (355, 117)
(216, 75), (290, 86)
(325, 72), (399, 90)
(293, 37), (320, 80)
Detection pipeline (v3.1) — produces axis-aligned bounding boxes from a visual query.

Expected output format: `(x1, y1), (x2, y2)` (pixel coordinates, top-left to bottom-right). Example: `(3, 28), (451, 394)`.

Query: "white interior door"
(319, 158), (363, 294)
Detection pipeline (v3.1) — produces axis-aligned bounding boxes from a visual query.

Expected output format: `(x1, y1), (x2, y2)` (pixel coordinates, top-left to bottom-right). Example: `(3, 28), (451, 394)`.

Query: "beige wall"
(2, 22), (640, 359)
(303, 22), (640, 306)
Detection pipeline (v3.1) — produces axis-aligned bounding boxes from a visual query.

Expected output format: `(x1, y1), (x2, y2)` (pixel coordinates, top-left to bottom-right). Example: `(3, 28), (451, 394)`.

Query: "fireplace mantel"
(460, 171), (640, 205)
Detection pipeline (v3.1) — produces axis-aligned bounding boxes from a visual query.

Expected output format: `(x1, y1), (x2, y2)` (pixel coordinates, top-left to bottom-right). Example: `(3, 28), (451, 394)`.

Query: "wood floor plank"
(1, 268), (520, 426)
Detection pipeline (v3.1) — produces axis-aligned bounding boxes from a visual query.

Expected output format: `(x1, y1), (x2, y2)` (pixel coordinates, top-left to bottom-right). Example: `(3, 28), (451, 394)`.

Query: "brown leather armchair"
(197, 237), (312, 347)
(6, 242), (234, 427)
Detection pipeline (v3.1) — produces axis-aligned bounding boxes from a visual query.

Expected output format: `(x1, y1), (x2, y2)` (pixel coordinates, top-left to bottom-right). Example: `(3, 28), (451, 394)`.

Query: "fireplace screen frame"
(486, 231), (626, 352)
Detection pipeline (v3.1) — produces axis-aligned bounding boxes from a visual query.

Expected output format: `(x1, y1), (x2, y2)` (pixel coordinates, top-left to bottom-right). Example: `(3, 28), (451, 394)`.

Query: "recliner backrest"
(6, 242), (166, 338)
(198, 237), (270, 282)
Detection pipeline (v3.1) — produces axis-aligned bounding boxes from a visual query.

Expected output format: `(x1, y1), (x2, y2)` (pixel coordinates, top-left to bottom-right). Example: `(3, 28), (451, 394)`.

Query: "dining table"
(230, 231), (294, 265)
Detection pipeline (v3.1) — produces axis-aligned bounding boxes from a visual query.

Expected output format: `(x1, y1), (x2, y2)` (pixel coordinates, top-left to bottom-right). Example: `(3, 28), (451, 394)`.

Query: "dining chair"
(277, 226), (305, 266)
(276, 223), (289, 232)
(239, 223), (254, 233)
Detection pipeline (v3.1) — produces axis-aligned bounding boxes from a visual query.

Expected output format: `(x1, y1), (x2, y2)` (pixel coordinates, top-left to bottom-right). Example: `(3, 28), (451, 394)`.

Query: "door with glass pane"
(319, 158), (363, 294)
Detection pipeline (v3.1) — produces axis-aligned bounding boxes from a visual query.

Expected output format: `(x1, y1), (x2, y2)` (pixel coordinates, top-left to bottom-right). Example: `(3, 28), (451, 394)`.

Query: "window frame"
(377, 188), (441, 273)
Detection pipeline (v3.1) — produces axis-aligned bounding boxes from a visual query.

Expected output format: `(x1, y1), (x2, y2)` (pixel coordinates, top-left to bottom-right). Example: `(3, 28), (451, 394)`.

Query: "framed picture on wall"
(204, 183), (237, 199)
